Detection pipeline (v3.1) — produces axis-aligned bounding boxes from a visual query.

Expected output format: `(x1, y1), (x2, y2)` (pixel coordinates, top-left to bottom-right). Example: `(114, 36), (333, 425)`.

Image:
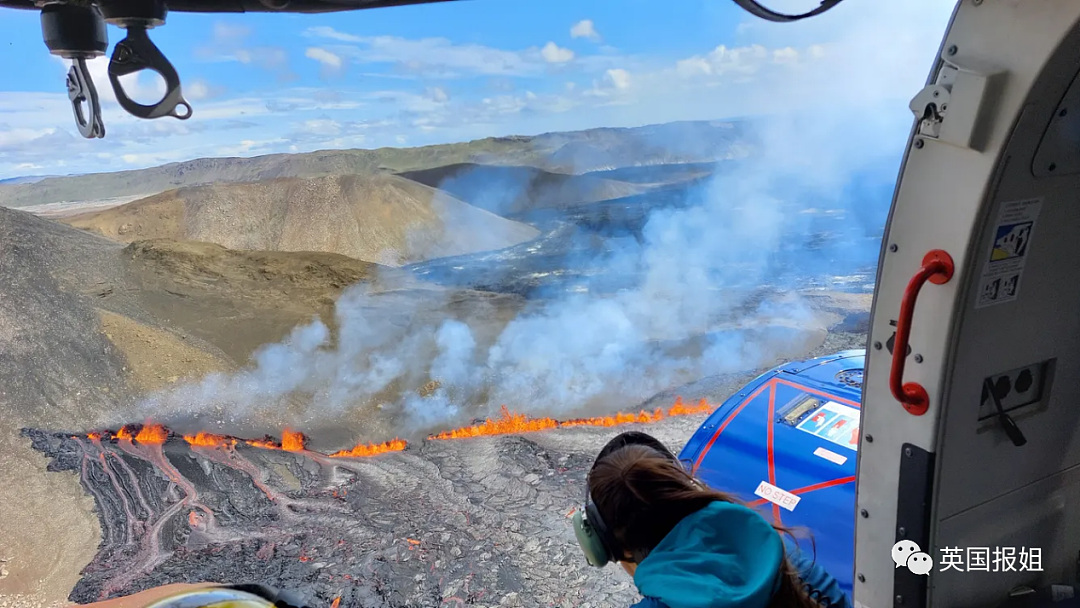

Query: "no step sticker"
(755, 481), (801, 511)
(976, 197), (1043, 309)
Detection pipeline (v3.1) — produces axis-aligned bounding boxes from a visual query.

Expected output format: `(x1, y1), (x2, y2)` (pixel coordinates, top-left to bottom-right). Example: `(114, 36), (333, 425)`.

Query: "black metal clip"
(67, 57), (105, 139)
(108, 26), (191, 120)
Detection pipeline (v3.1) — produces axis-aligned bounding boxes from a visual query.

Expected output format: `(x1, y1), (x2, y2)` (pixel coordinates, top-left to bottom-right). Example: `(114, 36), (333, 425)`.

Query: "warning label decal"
(977, 197), (1043, 309)
(796, 400), (861, 451)
(755, 480), (801, 511)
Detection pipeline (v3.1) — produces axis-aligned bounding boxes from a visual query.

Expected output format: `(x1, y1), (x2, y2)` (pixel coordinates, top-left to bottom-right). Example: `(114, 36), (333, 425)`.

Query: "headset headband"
(574, 432), (687, 568)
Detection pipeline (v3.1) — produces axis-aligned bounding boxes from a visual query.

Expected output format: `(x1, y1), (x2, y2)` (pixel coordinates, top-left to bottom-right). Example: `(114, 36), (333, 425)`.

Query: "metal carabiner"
(108, 26), (192, 120)
(67, 57), (106, 138)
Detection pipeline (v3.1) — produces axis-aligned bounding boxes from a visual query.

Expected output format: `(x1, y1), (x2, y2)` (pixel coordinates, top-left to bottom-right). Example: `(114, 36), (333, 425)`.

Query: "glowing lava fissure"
(80, 397), (714, 458)
(26, 399), (715, 604)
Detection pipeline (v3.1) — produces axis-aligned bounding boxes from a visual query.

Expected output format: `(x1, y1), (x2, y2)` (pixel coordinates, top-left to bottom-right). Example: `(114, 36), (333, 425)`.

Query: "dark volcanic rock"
(26, 422), (721, 607)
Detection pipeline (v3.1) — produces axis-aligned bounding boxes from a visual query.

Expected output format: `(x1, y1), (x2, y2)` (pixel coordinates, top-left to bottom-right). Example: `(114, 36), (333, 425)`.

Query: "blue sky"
(0, 0), (955, 178)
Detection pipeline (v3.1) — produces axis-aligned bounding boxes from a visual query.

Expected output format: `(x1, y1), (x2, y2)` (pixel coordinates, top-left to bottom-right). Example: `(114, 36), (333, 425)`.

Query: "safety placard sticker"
(755, 480), (801, 511)
(796, 400), (861, 451)
(976, 197), (1043, 309)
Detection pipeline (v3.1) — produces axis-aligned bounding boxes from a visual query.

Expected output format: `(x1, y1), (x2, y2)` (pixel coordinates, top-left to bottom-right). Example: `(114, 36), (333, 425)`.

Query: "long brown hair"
(588, 443), (826, 608)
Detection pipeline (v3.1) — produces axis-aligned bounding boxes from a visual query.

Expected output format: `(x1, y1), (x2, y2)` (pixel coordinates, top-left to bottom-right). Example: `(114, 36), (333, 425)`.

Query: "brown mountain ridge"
(62, 173), (540, 266)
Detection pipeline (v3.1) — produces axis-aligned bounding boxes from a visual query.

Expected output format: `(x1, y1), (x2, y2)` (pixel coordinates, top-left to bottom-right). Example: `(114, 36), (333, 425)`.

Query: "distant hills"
(398, 163), (648, 216)
(0, 119), (756, 209)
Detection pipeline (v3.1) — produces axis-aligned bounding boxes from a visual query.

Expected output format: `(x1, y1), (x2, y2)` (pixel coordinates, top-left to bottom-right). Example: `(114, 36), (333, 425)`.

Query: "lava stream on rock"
(26, 398), (715, 606)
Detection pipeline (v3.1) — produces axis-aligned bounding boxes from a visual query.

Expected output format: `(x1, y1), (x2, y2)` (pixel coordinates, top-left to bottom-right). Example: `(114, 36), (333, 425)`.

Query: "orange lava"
(188, 511), (202, 527)
(134, 424), (169, 444)
(329, 438), (407, 458)
(668, 396), (714, 416)
(245, 436), (281, 449)
(79, 397), (715, 460)
(183, 432), (236, 448)
(430, 406), (559, 440)
(331, 598), (341, 608)
(561, 397), (713, 428)
(427, 398), (714, 440)
(281, 429), (306, 452)
(406, 538), (421, 545)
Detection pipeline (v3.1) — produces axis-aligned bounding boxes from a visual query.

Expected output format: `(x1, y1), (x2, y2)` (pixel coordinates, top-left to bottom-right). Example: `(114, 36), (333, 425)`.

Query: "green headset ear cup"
(573, 510), (610, 567)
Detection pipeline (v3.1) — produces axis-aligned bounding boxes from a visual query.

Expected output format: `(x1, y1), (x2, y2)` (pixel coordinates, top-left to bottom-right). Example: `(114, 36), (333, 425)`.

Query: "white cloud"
(304, 31), (593, 78)
(0, 127), (58, 148)
(772, 47), (800, 64)
(305, 26), (363, 43)
(194, 22), (291, 76)
(427, 87), (450, 103)
(303, 119), (342, 136)
(606, 68), (631, 89)
(306, 47), (343, 69)
(541, 42), (575, 64)
(212, 22), (252, 43)
(187, 80), (211, 101)
(571, 19), (601, 41)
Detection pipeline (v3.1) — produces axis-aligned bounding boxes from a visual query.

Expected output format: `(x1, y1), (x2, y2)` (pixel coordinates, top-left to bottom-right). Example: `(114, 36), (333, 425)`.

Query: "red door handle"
(890, 249), (955, 416)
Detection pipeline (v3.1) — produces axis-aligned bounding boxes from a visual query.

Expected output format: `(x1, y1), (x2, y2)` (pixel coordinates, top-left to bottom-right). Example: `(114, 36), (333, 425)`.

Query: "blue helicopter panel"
(678, 350), (864, 600)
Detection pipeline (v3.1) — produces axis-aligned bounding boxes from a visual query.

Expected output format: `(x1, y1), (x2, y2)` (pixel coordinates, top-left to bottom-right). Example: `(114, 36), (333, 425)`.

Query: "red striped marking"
(692, 379), (774, 473)
(749, 475), (857, 508)
(774, 377), (861, 408)
(766, 383), (780, 524)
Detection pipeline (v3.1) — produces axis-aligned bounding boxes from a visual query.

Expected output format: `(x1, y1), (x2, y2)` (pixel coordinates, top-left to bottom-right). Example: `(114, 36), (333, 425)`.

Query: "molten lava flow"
(82, 397), (714, 459)
(281, 429), (306, 452)
(331, 599), (341, 608)
(667, 396), (714, 416)
(114, 426), (136, 441)
(183, 432), (236, 448)
(427, 398), (715, 440)
(329, 438), (407, 458)
(561, 408), (666, 427)
(430, 406), (559, 440)
(245, 437), (281, 450)
(560, 397), (714, 428)
(135, 424), (169, 444)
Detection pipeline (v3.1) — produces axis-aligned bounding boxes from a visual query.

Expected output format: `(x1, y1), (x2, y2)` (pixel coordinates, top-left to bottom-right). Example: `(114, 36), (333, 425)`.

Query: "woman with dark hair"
(572, 431), (851, 608)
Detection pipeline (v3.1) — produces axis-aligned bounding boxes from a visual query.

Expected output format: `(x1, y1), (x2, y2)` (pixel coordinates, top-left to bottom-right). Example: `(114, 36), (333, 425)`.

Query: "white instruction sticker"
(813, 446), (848, 465)
(755, 481), (801, 511)
(976, 197), (1043, 309)
(796, 400), (861, 451)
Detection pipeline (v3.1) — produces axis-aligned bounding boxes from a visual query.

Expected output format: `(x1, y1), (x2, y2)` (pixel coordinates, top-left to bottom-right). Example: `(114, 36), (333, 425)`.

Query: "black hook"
(108, 26), (191, 120)
(67, 58), (105, 139)
(984, 377), (1027, 447)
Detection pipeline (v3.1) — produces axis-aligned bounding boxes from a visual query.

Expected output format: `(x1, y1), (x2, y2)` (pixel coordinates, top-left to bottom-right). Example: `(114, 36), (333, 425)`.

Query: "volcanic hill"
(60, 174), (540, 267)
